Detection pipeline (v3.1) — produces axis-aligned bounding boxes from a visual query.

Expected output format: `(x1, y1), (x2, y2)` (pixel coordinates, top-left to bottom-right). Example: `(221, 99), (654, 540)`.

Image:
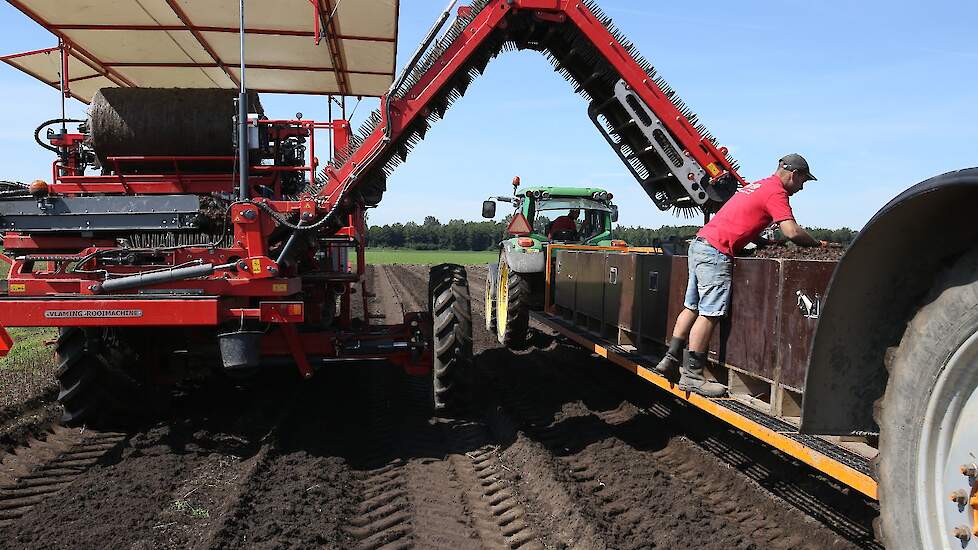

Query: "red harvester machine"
(2, 2), (977, 548)
(0, 0), (744, 424)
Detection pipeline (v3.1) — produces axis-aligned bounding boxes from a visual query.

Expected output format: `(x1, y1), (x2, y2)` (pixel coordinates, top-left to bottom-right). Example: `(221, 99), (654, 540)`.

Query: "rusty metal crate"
(576, 251), (605, 323)
(604, 253), (640, 334)
(638, 254), (673, 347)
(715, 258), (781, 382)
(778, 260), (835, 390)
(553, 250), (578, 314)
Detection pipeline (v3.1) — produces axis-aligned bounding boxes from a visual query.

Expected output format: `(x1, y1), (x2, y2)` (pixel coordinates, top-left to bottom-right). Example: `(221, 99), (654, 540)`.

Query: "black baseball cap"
(780, 153), (817, 181)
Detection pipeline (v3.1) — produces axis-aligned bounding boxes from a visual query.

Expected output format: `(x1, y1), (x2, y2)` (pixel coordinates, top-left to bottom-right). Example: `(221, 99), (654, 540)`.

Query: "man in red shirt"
(548, 209), (580, 240)
(654, 154), (826, 396)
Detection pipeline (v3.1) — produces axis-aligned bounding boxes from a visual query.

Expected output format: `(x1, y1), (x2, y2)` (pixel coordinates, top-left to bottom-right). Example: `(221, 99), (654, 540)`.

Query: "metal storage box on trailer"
(540, 245), (874, 500)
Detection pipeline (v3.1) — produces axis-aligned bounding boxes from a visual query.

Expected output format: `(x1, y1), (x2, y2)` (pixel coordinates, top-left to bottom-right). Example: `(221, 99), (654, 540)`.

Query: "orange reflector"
(517, 237), (535, 247)
(611, 240), (628, 247)
(507, 212), (533, 236)
(287, 303), (303, 317)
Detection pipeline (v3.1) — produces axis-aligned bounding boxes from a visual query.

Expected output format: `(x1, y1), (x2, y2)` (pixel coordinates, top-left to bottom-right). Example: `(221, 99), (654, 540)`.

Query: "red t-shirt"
(698, 174), (794, 256)
(549, 216), (577, 236)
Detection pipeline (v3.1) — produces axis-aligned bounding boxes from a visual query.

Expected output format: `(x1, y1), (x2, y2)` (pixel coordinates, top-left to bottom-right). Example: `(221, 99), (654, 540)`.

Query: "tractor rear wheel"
(485, 263), (498, 333)
(875, 247), (978, 549)
(428, 264), (473, 412)
(56, 327), (165, 427)
(496, 261), (530, 349)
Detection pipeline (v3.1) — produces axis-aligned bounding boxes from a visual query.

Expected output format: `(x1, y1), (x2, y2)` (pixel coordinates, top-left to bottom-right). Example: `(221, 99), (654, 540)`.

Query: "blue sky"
(0, 1), (975, 229)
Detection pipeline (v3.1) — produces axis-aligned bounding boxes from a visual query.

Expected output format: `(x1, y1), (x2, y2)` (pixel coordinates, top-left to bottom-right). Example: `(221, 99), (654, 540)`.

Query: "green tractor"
(482, 177), (620, 348)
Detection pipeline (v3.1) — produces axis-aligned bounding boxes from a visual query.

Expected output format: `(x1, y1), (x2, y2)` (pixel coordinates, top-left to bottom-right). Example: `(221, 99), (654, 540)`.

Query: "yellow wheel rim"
(484, 271), (494, 331)
(497, 262), (509, 339)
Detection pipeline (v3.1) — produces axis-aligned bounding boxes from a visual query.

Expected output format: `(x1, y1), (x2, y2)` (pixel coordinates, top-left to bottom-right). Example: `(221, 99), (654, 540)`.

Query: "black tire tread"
(428, 264), (473, 412)
(54, 327), (162, 427)
(500, 268), (531, 349)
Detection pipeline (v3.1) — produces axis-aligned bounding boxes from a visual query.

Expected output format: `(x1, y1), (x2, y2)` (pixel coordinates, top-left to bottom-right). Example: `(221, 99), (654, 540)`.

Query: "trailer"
(0, 1), (975, 548)
(530, 167), (978, 548)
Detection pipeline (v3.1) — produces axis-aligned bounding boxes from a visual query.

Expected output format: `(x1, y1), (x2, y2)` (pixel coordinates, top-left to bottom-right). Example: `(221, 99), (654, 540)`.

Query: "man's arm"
(778, 219), (825, 247)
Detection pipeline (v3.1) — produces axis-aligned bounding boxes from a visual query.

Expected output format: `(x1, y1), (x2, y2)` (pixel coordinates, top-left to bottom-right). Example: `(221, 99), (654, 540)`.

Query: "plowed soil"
(749, 243), (846, 260)
(0, 264), (880, 549)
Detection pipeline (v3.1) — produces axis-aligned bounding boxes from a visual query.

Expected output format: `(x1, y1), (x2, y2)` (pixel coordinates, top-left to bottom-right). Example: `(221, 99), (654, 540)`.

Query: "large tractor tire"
(496, 261), (530, 349)
(484, 263), (498, 333)
(56, 327), (164, 427)
(875, 247), (978, 549)
(428, 264), (473, 412)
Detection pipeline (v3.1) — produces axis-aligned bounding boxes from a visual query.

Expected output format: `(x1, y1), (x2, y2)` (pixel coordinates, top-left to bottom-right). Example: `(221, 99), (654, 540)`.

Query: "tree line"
(367, 216), (858, 251)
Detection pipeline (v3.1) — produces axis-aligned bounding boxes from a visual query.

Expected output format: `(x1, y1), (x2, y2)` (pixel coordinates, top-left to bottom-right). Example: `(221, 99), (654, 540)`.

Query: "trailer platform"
(533, 311), (878, 500)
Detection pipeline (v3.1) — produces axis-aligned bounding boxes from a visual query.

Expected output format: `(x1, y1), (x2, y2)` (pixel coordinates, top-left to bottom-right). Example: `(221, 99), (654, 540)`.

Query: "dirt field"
(0, 265), (880, 549)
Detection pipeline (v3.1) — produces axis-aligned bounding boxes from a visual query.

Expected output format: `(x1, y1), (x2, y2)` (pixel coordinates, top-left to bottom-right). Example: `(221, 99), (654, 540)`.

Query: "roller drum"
(88, 88), (263, 170)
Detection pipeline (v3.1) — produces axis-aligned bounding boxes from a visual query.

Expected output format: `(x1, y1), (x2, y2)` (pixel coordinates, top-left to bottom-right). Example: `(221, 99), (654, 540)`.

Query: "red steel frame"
(3, 0), (399, 97)
(0, 43), (114, 103)
(319, 0), (747, 216)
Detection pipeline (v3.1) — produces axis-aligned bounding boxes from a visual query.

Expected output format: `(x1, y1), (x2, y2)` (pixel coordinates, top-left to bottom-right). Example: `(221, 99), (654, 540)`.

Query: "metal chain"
(253, 200), (336, 231)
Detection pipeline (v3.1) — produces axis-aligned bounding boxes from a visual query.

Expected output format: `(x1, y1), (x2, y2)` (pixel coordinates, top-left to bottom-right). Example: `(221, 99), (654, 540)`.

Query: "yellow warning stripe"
(536, 313), (879, 500)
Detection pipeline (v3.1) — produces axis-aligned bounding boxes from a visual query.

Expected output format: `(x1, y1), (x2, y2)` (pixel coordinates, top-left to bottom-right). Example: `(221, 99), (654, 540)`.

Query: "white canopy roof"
(1, 0), (399, 102)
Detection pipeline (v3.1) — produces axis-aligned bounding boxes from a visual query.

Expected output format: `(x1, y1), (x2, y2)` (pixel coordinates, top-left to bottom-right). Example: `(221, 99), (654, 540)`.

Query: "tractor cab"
(533, 194), (615, 244)
(482, 185), (619, 248)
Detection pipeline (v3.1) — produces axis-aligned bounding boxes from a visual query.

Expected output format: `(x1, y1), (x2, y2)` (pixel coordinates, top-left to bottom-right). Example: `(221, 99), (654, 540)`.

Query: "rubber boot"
(678, 351), (727, 397)
(653, 338), (683, 382)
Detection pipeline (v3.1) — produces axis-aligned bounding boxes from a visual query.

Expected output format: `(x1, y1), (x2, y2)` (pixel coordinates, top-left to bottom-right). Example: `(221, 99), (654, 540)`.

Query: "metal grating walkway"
(541, 312), (875, 483)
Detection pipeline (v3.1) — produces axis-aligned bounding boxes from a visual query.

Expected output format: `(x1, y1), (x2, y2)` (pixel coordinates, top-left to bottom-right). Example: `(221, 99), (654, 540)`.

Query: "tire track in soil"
(392, 264), (608, 549)
(0, 375), (302, 549)
(393, 264), (878, 549)
(0, 429), (127, 527)
(0, 389), (60, 458)
(346, 264), (542, 550)
(0, 264), (540, 550)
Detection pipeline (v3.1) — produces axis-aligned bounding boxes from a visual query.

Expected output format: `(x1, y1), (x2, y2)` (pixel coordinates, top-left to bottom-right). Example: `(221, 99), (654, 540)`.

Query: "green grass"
(0, 255), (55, 372)
(365, 248), (497, 266)
(0, 328), (56, 371)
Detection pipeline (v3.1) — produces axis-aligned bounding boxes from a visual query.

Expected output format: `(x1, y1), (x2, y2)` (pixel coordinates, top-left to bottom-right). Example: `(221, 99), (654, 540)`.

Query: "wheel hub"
(919, 329), (978, 549)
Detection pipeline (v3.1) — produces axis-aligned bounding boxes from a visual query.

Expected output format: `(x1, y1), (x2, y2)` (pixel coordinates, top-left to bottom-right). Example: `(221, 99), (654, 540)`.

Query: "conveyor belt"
(534, 311), (878, 499)
(325, 0), (744, 220)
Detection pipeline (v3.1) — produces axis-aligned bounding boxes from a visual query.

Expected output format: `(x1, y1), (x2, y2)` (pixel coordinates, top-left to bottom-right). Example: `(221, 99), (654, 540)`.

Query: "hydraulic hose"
(98, 262), (235, 293)
(34, 118), (86, 153)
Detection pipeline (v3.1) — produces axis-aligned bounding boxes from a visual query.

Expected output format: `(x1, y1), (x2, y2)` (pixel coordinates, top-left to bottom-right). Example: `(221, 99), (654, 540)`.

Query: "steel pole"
(58, 39), (67, 133)
(237, 0), (249, 201)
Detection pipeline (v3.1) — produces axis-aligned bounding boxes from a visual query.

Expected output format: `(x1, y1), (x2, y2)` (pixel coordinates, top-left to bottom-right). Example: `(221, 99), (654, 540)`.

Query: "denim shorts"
(684, 239), (733, 317)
